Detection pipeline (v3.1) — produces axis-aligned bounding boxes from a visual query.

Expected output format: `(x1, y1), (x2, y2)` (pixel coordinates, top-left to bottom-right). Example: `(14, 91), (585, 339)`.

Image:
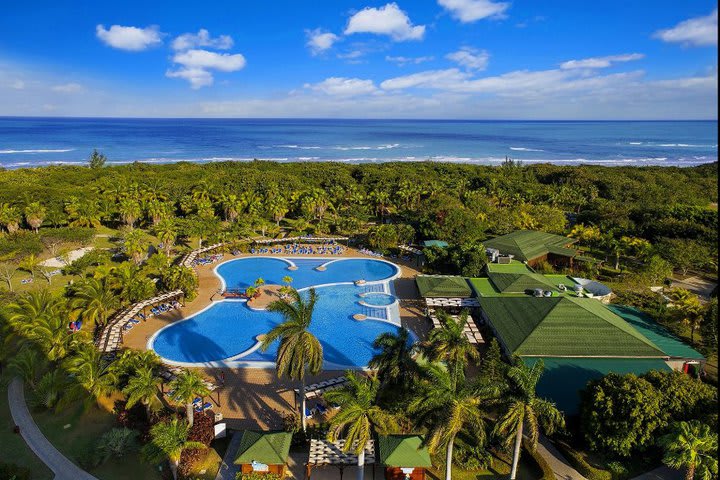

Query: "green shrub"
(523, 441), (555, 480)
(236, 473), (282, 480)
(555, 441), (612, 480)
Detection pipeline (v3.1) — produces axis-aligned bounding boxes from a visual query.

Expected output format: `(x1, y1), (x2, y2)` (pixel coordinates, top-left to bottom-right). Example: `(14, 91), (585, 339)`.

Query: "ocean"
(0, 117), (716, 169)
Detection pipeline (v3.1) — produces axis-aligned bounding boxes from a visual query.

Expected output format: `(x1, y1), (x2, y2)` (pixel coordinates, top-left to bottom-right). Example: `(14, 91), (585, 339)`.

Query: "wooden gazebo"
(377, 435), (432, 480)
(234, 430), (292, 476)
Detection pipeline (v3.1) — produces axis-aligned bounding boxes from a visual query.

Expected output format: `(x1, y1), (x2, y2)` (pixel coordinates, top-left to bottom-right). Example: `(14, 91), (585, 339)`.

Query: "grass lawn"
(0, 373), (53, 480)
(32, 393), (161, 480)
(427, 450), (540, 480)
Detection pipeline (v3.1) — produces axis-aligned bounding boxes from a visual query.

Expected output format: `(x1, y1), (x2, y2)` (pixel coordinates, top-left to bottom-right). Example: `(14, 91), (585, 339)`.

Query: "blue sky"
(0, 0), (717, 118)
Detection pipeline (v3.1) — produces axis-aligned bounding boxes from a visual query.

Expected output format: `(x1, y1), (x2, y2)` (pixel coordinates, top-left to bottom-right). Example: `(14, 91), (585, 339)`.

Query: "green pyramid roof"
(487, 272), (559, 293)
(415, 275), (472, 298)
(479, 296), (666, 357)
(483, 230), (577, 262)
(378, 435), (432, 468)
(234, 431), (291, 465)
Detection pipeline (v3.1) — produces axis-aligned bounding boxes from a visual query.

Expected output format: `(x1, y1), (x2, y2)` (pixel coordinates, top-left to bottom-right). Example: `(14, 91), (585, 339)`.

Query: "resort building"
(234, 430), (292, 476)
(476, 296), (705, 414)
(483, 230), (579, 267)
(377, 435), (433, 480)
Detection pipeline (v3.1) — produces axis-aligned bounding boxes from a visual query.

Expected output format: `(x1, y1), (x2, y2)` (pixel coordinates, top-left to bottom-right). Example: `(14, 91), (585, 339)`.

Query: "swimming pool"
(149, 257), (406, 369)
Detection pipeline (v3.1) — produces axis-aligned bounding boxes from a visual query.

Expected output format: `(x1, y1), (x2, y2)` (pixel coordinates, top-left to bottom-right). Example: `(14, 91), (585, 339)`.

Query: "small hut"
(234, 430), (292, 476)
(377, 435), (432, 480)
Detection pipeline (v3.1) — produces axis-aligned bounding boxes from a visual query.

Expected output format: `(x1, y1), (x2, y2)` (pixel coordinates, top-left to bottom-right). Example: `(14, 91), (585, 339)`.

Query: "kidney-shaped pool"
(149, 257), (409, 369)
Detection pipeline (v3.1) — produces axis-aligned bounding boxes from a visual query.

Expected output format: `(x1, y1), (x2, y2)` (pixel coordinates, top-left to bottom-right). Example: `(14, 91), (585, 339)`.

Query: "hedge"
(554, 441), (612, 480)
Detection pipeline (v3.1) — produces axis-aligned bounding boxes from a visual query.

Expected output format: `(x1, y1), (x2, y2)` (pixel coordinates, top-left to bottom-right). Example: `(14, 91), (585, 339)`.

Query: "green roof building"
(235, 431), (292, 476)
(415, 275), (472, 298)
(378, 435), (432, 480)
(484, 230), (578, 265)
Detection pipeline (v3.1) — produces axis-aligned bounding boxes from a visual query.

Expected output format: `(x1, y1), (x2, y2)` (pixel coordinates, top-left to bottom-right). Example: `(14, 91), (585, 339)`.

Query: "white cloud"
(381, 68), (471, 90)
(560, 53), (644, 70)
(306, 29), (340, 55)
(51, 82), (83, 93)
(654, 8), (718, 47)
(171, 29), (233, 51)
(446, 47), (490, 71)
(304, 77), (378, 96)
(345, 3), (425, 41)
(167, 49), (246, 89)
(11, 80), (25, 90)
(438, 0), (509, 23)
(95, 24), (162, 51)
(386, 55), (435, 66)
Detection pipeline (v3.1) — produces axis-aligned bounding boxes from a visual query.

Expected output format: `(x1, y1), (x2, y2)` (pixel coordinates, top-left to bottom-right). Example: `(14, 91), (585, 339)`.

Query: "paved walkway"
(537, 436), (587, 480)
(214, 431), (243, 480)
(8, 377), (99, 480)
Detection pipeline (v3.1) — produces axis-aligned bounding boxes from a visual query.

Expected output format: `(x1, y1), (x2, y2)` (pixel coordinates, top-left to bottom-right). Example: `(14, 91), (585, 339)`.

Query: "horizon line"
(0, 115), (717, 122)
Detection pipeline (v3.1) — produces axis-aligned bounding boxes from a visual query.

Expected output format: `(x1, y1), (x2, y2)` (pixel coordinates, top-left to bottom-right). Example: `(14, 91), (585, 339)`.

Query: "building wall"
(240, 464), (286, 475)
(385, 467), (426, 480)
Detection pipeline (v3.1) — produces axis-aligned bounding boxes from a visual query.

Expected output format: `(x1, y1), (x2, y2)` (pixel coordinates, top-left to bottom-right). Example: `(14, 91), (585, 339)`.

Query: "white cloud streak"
(386, 55), (435, 66)
(654, 8), (718, 47)
(95, 24), (162, 51)
(560, 53), (644, 70)
(51, 83), (84, 93)
(304, 77), (378, 96)
(171, 29), (233, 51)
(437, 0), (509, 23)
(345, 3), (425, 41)
(446, 47), (490, 70)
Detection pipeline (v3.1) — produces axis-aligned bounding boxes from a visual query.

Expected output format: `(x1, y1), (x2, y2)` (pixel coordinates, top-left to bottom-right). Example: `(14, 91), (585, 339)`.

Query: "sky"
(0, 0), (717, 119)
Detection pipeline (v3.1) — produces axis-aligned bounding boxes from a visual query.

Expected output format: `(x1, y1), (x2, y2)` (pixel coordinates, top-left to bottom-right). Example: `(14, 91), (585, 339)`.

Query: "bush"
(236, 473), (282, 480)
(178, 411), (214, 477)
(523, 441), (555, 480)
(96, 428), (139, 464)
(554, 441), (612, 480)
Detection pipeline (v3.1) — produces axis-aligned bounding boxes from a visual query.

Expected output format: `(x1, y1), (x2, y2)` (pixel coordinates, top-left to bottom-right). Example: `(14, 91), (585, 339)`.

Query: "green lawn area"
(427, 449), (541, 479)
(0, 373), (53, 480)
(32, 395), (162, 480)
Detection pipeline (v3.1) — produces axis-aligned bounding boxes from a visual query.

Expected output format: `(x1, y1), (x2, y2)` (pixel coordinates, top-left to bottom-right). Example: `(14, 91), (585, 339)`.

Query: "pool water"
(361, 293), (397, 307)
(150, 257), (405, 368)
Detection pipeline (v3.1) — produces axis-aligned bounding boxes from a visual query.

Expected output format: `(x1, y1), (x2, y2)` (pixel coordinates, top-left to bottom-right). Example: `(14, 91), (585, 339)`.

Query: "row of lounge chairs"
(359, 248), (384, 257)
(295, 376), (348, 400)
(250, 244), (346, 255)
(192, 253), (224, 266)
(428, 310), (485, 344)
(180, 243), (226, 267)
(122, 300), (182, 332)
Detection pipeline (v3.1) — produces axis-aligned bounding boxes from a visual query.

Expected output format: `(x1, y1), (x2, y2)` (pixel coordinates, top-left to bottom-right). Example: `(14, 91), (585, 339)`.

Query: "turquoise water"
(361, 293), (397, 306)
(150, 257), (403, 367)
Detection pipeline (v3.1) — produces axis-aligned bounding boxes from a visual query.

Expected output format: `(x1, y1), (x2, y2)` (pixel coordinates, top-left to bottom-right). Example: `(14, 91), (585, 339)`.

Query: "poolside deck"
(122, 247), (427, 429)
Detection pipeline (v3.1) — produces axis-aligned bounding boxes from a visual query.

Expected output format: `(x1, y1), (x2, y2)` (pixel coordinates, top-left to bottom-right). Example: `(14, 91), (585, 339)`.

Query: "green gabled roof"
(524, 357), (671, 415)
(421, 240), (449, 248)
(234, 431), (291, 465)
(608, 305), (705, 360)
(486, 261), (535, 274)
(488, 272), (558, 293)
(479, 296), (666, 357)
(415, 275), (472, 298)
(483, 230), (577, 262)
(378, 435), (432, 468)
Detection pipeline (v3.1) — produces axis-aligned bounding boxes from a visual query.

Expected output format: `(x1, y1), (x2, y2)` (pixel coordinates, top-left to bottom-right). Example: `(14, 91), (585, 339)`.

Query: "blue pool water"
(361, 293), (397, 307)
(150, 257), (403, 368)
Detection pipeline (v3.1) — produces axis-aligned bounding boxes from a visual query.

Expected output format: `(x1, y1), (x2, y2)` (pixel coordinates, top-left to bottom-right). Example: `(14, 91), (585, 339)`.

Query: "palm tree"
(154, 219), (177, 255)
(63, 343), (118, 409)
(369, 328), (419, 390)
(24, 202), (47, 233)
(142, 418), (206, 480)
(118, 197), (142, 228)
(260, 288), (323, 431)
(123, 367), (162, 419)
(71, 277), (120, 327)
(410, 363), (497, 480)
(8, 290), (71, 361)
(670, 289), (705, 345)
(162, 265), (199, 300)
(65, 197), (102, 228)
(659, 420), (718, 480)
(169, 369), (210, 427)
(146, 199), (171, 225)
(0, 203), (21, 233)
(9, 347), (46, 388)
(494, 360), (565, 480)
(325, 372), (397, 480)
(423, 310), (479, 387)
(123, 229), (147, 265)
(219, 193), (243, 222)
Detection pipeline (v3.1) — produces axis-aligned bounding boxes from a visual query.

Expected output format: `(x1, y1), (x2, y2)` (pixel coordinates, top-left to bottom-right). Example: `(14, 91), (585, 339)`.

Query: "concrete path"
(631, 466), (683, 480)
(214, 431), (243, 480)
(536, 436), (587, 480)
(8, 377), (99, 480)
